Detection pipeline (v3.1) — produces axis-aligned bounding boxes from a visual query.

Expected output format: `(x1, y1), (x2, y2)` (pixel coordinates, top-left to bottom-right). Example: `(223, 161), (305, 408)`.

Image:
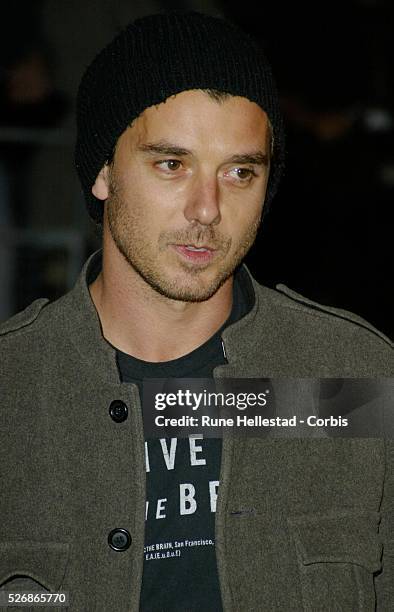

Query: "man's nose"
(183, 175), (221, 226)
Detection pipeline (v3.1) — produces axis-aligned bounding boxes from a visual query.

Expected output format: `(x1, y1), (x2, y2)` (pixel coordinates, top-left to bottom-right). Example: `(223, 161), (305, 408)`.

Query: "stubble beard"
(106, 175), (262, 303)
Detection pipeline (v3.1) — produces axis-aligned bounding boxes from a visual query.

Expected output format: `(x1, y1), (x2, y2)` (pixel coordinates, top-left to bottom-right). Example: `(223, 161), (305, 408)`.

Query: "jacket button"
(109, 400), (128, 423)
(108, 528), (131, 551)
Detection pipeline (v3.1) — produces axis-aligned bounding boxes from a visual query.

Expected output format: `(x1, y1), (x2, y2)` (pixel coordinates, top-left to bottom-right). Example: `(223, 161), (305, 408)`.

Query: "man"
(1, 11), (393, 612)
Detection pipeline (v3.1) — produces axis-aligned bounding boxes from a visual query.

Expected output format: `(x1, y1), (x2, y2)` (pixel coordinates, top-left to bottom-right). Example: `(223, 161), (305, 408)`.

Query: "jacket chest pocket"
(0, 542), (70, 612)
(288, 512), (382, 612)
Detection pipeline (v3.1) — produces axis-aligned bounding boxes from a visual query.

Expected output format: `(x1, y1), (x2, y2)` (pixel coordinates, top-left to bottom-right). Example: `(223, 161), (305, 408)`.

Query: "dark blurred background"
(0, 0), (393, 338)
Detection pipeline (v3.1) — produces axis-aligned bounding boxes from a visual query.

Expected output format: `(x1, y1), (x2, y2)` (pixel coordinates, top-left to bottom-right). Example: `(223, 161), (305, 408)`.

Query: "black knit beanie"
(75, 10), (285, 223)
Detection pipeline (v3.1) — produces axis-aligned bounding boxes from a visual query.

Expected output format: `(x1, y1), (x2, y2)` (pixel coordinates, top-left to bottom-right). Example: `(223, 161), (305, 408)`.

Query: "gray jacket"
(1, 250), (393, 611)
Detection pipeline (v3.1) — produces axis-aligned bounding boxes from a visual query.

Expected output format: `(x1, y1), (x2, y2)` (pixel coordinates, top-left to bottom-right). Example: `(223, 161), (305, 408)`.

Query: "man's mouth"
(171, 244), (217, 263)
(184, 245), (212, 252)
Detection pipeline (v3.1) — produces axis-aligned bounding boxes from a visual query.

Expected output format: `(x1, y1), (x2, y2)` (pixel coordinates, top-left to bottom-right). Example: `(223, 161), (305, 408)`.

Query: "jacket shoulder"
(0, 298), (50, 337)
(273, 283), (393, 348)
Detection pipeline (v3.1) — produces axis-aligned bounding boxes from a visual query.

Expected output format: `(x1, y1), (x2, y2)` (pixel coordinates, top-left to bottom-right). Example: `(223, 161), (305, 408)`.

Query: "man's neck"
(89, 251), (233, 363)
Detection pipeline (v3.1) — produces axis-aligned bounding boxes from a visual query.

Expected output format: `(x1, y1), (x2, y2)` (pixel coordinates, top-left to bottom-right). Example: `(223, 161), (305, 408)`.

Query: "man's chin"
(144, 269), (231, 303)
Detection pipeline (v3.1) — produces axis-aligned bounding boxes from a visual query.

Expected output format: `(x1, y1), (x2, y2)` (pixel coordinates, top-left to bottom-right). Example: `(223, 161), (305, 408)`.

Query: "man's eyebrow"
(137, 141), (191, 157)
(225, 152), (269, 166)
(137, 140), (269, 166)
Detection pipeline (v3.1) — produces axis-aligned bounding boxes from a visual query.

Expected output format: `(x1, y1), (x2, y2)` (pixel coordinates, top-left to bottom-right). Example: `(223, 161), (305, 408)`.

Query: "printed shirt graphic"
(117, 267), (253, 611)
(142, 435), (222, 612)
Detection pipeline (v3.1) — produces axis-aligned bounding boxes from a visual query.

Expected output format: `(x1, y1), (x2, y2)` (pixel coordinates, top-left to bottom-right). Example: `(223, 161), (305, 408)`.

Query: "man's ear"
(92, 164), (111, 200)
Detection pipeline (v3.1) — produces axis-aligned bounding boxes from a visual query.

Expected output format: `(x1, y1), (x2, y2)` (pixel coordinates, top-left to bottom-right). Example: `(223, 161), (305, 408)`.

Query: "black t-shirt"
(116, 268), (254, 612)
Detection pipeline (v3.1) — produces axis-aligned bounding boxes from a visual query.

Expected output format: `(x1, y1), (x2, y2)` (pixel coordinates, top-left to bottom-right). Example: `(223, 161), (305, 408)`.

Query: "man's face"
(94, 89), (271, 302)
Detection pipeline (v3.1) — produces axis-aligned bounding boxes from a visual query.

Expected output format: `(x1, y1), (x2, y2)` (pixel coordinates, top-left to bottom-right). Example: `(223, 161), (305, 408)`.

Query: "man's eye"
(156, 159), (182, 172)
(227, 167), (257, 182)
(234, 167), (256, 181)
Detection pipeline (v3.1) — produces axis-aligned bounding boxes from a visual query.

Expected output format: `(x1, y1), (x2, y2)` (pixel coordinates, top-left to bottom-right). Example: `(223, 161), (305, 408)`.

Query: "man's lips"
(171, 244), (217, 262)
(175, 243), (215, 250)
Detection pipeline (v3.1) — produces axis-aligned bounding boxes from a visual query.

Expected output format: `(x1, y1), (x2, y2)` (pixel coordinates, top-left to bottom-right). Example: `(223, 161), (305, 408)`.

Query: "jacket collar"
(60, 249), (273, 382)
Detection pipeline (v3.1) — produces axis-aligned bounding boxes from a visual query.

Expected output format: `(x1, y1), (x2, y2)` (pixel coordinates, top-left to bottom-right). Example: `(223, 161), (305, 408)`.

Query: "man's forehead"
(121, 89), (270, 150)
